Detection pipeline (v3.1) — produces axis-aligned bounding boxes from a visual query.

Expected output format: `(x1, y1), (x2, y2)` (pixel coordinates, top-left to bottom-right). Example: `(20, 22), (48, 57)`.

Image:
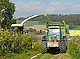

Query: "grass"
(34, 53), (54, 59)
(16, 20), (46, 27)
(16, 20), (23, 24)
(0, 40), (41, 59)
(0, 49), (40, 59)
(70, 28), (80, 30)
(68, 36), (80, 59)
(63, 53), (71, 59)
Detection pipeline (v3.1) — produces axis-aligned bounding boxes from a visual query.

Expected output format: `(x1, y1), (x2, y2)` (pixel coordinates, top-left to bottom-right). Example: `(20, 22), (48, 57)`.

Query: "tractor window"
(48, 29), (60, 41)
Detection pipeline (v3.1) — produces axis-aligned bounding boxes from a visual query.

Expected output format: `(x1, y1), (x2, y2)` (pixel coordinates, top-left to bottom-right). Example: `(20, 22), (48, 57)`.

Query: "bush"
(28, 28), (36, 32)
(68, 36), (80, 59)
(0, 28), (33, 55)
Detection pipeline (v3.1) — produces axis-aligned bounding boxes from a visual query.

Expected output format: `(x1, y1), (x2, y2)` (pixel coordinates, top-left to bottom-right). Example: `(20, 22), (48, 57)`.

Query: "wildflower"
(2, 28), (3, 30)
(1, 37), (3, 39)
(13, 34), (15, 36)
(5, 51), (7, 53)
(6, 30), (8, 32)
(27, 53), (29, 55)
(29, 34), (30, 35)
(27, 33), (28, 35)
(4, 34), (6, 35)
(1, 33), (2, 35)
(15, 38), (17, 39)
(23, 37), (25, 39)
(16, 33), (18, 36)
(2, 39), (4, 41)
(13, 32), (14, 33)
(5, 36), (7, 38)
(4, 46), (6, 48)
(9, 51), (11, 53)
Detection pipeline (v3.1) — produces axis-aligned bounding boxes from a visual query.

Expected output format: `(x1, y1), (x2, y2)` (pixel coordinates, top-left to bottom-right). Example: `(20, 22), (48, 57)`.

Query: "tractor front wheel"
(41, 40), (47, 53)
(59, 40), (67, 53)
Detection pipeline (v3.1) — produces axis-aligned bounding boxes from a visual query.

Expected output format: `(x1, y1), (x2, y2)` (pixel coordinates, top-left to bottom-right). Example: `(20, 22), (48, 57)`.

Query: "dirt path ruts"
(51, 54), (65, 59)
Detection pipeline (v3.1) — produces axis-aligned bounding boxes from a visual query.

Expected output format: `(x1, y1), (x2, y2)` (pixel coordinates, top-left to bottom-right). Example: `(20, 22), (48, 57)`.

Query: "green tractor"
(41, 21), (67, 53)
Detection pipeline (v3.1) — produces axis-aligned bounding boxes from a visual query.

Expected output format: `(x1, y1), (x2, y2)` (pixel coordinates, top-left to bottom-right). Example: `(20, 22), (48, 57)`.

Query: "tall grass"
(68, 36), (80, 59)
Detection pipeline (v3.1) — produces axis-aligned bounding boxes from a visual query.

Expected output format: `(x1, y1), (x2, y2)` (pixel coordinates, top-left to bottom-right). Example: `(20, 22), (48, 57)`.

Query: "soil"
(24, 25), (46, 31)
(54, 54), (65, 59)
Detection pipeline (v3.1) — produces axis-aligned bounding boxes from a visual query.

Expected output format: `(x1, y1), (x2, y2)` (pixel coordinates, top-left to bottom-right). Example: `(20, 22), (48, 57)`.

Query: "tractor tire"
(59, 40), (67, 53)
(41, 40), (47, 54)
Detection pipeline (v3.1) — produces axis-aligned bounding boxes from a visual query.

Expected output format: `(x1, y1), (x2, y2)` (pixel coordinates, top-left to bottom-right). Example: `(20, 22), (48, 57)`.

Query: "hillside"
(16, 14), (80, 29)
(17, 14), (80, 25)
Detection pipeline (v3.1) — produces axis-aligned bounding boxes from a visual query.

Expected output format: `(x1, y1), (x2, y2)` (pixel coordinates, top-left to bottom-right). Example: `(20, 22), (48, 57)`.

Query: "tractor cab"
(46, 20), (66, 41)
(11, 24), (24, 34)
(48, 26), (60, 42)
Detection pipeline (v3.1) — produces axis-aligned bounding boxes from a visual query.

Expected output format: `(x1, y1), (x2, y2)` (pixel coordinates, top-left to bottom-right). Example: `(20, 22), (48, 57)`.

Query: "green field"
(16, 20), (46, 27)
(71, 27), (80, 30)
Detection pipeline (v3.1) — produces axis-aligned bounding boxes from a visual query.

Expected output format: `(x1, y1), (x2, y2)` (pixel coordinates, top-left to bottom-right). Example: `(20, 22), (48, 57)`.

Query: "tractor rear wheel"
(41, 40), (47, 53)
(59, 40), (67, 53)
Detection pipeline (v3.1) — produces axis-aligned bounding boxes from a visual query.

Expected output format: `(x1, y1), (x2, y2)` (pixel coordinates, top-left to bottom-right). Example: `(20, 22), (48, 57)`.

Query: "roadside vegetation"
(67, 36), (80, 59)
(0, 28), (41, 59)
(34, 53), (54, 59)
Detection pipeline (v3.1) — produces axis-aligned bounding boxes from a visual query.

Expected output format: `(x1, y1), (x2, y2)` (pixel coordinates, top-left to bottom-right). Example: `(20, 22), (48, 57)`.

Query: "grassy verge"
(34, 53), (54, 59)
(63, 53), (71, 59)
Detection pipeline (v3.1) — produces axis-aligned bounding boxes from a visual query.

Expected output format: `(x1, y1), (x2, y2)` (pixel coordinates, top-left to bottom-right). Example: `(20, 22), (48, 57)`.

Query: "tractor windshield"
(48, 29), (60, 41)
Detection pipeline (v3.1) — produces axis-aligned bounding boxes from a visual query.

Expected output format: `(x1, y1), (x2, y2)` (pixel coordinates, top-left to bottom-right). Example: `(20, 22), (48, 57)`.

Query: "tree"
(69, 23), (74, 29)
(0, 0), (15, 29)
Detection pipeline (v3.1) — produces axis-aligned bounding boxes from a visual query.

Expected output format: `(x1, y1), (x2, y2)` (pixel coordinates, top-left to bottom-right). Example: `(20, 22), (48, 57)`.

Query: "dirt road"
(31, 53), (71, 59)
(51, 53), (71, 59)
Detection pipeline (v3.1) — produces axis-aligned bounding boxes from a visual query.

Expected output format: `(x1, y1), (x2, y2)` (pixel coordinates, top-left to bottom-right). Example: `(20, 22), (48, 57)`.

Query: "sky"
(9, 0), (80, 18)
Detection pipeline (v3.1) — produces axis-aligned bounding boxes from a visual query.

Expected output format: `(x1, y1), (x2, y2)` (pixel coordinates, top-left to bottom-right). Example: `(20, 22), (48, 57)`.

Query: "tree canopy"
(0, 0), (15, 29)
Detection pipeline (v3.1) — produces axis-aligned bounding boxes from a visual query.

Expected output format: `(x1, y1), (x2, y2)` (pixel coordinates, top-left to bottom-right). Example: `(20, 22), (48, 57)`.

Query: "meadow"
(16, 20), (46, 27)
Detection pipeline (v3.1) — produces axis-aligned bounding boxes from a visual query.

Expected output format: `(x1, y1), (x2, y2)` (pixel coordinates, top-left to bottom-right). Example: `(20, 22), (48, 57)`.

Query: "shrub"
(28, 28), (36, 32)
(0, 28), (33, 55)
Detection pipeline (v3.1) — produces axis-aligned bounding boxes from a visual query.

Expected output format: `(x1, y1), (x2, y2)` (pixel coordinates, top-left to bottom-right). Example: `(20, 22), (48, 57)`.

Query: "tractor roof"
(49, 26), (59, 29)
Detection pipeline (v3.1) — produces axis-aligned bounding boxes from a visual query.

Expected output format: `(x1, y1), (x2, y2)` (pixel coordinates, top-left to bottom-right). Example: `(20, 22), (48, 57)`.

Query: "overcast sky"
(9, 0), (80, 18)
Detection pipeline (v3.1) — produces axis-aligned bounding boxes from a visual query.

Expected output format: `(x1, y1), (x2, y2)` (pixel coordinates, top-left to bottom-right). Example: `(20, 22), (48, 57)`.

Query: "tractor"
(41, 21), (67, 53)
(11, 14), (67, 54)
